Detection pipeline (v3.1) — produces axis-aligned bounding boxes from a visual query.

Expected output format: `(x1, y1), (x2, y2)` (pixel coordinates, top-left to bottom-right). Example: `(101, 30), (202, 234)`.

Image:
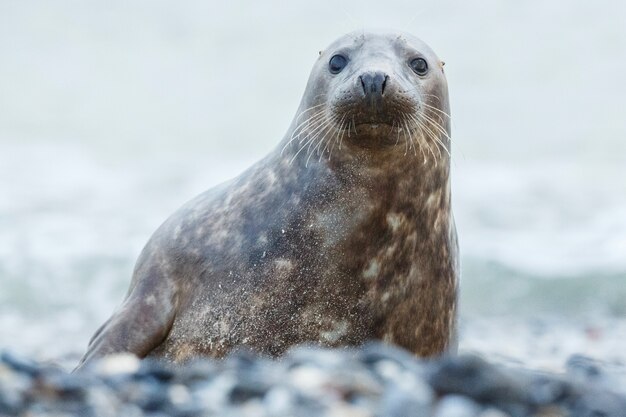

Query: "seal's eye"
(329, 55), (348, 74)
(410, 58), (428, 75)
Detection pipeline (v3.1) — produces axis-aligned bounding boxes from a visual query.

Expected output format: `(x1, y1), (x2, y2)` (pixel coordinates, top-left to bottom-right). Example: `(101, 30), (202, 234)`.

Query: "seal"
(76, 30), (459, 370)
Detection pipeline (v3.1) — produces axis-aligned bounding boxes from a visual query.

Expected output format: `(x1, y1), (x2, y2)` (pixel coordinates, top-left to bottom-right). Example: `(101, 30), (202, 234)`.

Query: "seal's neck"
(278, 131), (451, 193)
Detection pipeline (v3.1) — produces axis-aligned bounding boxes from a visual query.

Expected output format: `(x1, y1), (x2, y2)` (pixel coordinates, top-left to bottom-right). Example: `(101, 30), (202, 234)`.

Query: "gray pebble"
(434, 395), (481, 417)
(0, 344), (625, 417)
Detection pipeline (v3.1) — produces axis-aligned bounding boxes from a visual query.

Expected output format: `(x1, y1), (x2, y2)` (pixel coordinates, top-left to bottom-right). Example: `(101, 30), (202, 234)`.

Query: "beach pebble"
(0, 343), (624, 417)
(95, 353), (140, 376)
(433, 395), (481, 417)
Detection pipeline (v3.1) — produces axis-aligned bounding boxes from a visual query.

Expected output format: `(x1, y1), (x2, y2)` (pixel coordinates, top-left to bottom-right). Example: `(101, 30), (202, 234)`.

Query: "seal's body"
(77, 31), (458, 369)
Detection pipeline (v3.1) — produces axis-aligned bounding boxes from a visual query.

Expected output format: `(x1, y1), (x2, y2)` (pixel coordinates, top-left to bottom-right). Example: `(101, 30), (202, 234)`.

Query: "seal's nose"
(359, 71), (388, 110)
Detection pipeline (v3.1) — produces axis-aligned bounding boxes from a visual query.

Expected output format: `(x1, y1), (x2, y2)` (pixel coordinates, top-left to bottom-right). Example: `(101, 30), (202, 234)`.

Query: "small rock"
(565, 355), (602, 382)
(434, 395), (481, 417)
(428, 354), (529, 414)
(568, 390), (626, 417)
(0, 344), (624, 416)
(526, 374), (572, 405)
(95, 354), (140, 376)
(479, 407), (513, 417)
(378, 381), (433, 417)
(360, 342), (424, 374)
(134, 358), (175, 383)
(263, 386), (293, 415)
(229, 381), (269, 403)
(1, 351), (41, 377)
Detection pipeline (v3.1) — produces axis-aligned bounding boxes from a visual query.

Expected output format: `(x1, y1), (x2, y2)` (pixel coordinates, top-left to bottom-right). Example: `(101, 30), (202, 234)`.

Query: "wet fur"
(77, 31), (459, 369)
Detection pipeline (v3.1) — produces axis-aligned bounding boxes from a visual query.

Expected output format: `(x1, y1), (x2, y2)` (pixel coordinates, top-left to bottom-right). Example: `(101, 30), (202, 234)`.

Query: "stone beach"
(2, 343), (625, 417)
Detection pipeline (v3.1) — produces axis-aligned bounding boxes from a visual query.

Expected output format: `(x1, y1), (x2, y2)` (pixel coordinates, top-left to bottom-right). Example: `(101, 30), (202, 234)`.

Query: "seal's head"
(290, 31), (450, 160)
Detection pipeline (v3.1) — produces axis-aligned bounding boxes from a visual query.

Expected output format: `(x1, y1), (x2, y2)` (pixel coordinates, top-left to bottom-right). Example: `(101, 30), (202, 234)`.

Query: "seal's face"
(292, 31), (450, 159)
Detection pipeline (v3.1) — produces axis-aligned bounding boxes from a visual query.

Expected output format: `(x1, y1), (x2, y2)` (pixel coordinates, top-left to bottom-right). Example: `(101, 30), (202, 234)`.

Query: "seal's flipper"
(74, 282), (176, 372)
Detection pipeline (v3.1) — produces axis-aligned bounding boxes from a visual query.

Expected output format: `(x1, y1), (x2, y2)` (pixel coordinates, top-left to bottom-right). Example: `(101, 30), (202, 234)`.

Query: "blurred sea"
(1, 1), (625, 368)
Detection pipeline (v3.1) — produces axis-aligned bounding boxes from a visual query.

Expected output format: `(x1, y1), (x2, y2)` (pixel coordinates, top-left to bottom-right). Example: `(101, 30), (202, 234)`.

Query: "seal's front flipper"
(74, 283), (176, 372)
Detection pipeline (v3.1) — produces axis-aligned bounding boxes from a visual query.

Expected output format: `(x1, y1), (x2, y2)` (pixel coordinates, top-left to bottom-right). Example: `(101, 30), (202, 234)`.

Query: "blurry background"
(1, 1), (625, 369)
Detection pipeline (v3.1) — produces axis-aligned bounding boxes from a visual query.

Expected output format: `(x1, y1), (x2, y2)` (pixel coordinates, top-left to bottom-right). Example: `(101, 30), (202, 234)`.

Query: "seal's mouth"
(345, 121), (406, 148)
(353, 122), (396, 133)
(338, 99), (422, 139)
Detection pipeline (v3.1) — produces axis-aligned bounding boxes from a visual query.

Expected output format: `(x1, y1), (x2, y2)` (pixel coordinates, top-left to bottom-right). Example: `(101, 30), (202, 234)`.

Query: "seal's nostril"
(359, 72), (388, 99)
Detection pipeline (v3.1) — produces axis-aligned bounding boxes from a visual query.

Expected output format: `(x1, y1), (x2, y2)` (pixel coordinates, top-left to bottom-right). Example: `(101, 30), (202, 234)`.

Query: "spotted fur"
(76, 30), (459, 370)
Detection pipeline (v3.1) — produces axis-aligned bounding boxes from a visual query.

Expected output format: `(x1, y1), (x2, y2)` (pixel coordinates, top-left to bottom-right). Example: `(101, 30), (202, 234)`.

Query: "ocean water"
(1, 1), (625, 368)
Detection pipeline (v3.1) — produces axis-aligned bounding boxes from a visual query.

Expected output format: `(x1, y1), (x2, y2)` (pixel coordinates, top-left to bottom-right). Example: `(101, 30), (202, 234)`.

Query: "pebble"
(0, 343), (624, 417)
(433, 395), (481, 417)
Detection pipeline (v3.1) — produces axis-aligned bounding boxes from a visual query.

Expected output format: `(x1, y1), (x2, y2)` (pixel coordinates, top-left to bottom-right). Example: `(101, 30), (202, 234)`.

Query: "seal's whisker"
(328, 115), (346, 157)
(321, 118), (339, 159)
(307, 125), (332, 166)
(296, 111), (333, 150)
(339, 113), (351, 150)
(419, 112), (453, 151)
(327, 113), (347, 161)
(291, 109), (327, 142)
(420, 110), (451, 140)
(328, 113), (348, 155)
(414, 115), (443, 160)
(310, 117), (339, 165)
(423, 126), (446, 160)
(423, 123), (451, 159)
(305, 113), (333, 141)
(405, 118), (418, 157)
(393, 120), (401, 146)
(408, 118), (418, 158)
(415, 117), (440, 165)
(402, 113), (419, 159)
(291, 115), (335, 165)
(413, 116), (437, 166)
(401, 116), (412, 154)
(294, 102), (328, 124)
(400, 115), (410, 157)
(405, 114), (428, 163)
(422, 93), (442, 103)
(317, 127), (335, 163)
(407, 114), (428, 159)
(400, 113), (409, 156)
(299, 115), (336, 166)
(318, 113), (342, 156)
(301, 113), (341, 166)
(282, 109), (328, 155)
(421, 102), (451, 120)
(292, 109), (328, 142)
(410, 113), (446, 158)
(291, 135), (319, 165)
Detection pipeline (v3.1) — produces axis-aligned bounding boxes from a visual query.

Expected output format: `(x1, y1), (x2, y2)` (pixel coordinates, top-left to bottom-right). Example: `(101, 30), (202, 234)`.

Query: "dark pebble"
(134, 359), (176, 383)
(1, 350), (42, 377)
(566, 355), (603, 382)
(427, 355), (532, 416)
(526, 374), (573, 405)
(359, 341), (426, 376)
(569, 390), (626, 417)
(0, 346), (624, 417)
